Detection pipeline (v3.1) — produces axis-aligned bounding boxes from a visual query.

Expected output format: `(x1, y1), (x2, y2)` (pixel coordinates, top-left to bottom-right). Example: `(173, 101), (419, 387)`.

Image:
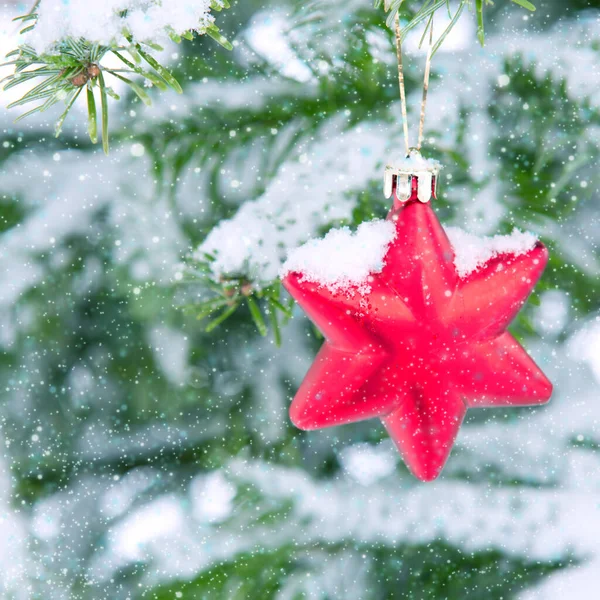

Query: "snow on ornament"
(281, 152), (552, 481)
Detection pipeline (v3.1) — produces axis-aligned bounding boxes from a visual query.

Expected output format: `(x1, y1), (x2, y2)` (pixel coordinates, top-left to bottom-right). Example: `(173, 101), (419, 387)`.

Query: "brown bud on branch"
(69, 64), (101, 87)
(70, 72), (89, 87)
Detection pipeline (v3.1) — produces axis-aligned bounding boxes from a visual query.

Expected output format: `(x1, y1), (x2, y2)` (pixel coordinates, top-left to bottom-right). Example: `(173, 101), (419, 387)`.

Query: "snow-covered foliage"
(28, 0), (221, 54)
(196, 124), (390, 285)
(2, 1), (231, 152)
(387, 151), (441, 172)
(1, 1), (600, 599)
(196, 15), (600, 287)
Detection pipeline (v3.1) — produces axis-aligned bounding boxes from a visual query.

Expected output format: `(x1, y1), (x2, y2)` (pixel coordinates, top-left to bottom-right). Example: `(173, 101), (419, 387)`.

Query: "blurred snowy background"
(1, 0), (600, 598)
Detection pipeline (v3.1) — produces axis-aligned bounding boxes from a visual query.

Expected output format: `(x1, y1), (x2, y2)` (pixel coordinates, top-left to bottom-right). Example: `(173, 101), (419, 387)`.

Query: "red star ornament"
(282, 161), (552, 481)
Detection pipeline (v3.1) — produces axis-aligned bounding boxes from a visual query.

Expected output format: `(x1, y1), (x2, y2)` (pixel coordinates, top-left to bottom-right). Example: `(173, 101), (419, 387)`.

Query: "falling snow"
(0, 1), (600, 599)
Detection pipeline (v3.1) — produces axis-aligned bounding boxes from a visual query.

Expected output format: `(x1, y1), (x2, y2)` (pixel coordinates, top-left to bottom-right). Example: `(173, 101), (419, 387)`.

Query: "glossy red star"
(282, 192), (552, 481)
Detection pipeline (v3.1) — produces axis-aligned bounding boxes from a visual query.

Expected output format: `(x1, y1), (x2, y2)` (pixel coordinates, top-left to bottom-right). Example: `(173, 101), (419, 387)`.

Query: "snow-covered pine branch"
(185, 15), (599, 338)
(27, 0), (229, 54)
(2, 0), (231, 152)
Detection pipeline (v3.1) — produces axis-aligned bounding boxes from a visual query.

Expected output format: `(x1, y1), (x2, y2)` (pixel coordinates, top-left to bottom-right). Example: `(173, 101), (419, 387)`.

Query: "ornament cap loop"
(383, 149), (441, 204)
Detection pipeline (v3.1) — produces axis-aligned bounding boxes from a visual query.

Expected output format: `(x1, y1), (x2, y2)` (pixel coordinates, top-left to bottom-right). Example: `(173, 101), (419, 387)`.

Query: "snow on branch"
(196, 124), (391, 286)
(28, 0), (224, 54)
(227, 456), (599, 565)
(3, 0), (231, 152)
(194, 123), (538, 300)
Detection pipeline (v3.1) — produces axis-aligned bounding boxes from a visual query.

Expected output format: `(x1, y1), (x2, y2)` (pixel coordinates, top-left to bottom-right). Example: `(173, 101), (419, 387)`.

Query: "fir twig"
(375, 0), (536, 49)
(180, 254), (294, 341)
(3, 1), (232, 152)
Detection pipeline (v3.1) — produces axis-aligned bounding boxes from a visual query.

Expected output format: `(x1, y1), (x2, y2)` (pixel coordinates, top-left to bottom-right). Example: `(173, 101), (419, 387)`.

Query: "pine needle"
(205, 305), (238, 332)
(476, 0), (485, 47)
(511, 0), (536, 10)
(54, 87), (82, 137)
(98, 71), (109, 155)
(86, 85), (98, 143)
(108, 71), (152, 106)
(247, 297), (268, 337)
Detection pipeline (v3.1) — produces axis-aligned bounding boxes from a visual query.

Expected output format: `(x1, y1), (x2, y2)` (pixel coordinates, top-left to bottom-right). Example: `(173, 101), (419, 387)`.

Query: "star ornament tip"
(282, 199), (552, 482)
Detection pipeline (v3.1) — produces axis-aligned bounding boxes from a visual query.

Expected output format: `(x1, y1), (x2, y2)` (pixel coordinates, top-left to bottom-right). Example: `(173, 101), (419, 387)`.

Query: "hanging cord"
(394, 13), (410, 155)
(418, 16), (434, 151)
(393, 13), (435, 154)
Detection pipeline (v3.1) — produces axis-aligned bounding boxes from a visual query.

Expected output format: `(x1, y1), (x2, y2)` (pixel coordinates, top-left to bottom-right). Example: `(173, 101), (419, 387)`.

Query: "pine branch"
(375, 0), (536, 51)
(179, 45), (598, 339)
(180, 255), (291, 344)
(2, 1), (233, 153)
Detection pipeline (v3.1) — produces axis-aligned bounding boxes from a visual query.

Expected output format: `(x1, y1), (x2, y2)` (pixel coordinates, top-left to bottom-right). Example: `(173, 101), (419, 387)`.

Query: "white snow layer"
(280, 222), (538, 291)
(446, 227), (539, 278)
(27, 0), (219, 54)
(388, 151), (441, 172)
(280, 220), (396, 294)
(197, 123), (391, 285)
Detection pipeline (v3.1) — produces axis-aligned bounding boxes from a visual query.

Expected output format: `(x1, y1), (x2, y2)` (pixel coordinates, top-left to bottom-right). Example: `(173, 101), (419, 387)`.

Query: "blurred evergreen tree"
(0, 1), (599, 599)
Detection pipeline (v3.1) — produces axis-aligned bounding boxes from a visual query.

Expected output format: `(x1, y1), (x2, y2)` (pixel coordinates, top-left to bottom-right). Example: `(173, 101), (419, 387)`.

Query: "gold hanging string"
(393, 12), (435, 155)
(418, 15), (434, 151)
(394, 13), (410, 156)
